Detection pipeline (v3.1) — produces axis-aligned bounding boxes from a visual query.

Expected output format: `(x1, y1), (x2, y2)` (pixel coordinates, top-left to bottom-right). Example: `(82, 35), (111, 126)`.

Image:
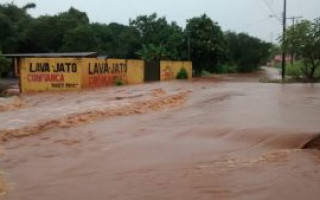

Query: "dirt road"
(1, 70), (320, 200)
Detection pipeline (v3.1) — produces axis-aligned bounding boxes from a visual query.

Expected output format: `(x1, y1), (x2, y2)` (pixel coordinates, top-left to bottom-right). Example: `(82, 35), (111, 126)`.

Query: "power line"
(262, 0), (281, 22)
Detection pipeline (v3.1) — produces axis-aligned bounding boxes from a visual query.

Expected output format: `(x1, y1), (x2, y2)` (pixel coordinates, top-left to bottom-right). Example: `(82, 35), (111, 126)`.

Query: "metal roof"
(3, 52), (99, 58)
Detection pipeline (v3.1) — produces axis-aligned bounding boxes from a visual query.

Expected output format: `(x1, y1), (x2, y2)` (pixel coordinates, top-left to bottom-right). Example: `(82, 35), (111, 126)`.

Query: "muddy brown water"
(1, 70), (320, 200)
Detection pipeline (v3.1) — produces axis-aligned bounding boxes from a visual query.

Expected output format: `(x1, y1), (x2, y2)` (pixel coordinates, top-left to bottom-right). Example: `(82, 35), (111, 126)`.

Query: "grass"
(213, 64), (237, 74)
(201, 70), (212, 77)
(286, 62), (303, 77)
(200, 65), (238, 76)
(275, 61), (320, 78)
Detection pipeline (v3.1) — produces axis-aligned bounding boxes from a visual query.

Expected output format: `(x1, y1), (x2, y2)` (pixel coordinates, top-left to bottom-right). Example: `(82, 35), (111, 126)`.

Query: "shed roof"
(3, 52), (98, 58)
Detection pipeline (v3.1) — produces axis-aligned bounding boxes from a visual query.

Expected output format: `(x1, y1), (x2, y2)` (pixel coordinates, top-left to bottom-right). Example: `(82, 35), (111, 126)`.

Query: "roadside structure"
(3, 52), (192, 92)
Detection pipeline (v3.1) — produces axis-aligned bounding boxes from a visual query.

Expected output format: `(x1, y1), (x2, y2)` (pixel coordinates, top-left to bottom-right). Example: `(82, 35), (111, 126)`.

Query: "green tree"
(60, 25), (99, 52)
(284, 19), (320, 79)
(0, 3), (34, 53)
(165, 22), (185, 60)
(20, 15), (61, 52)
(56, 7), (91, 52)
(89, 23), (113, 55)
(57, 7), (89, 28)
(130, 13), (185, 60)
(130, 13), (168, 46)
(22, 3), (36, 11)
(20, 7), (92, 53)
(225, 31), (272, 72)
(107, 23), (140, 58)
(136, 43), (167, 61)
(88, 23), (140, 58)
(185, 14), (226, 75)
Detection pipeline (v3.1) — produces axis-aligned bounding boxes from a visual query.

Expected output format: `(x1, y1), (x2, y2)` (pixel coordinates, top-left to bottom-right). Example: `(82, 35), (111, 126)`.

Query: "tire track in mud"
(0, 91), (189, 142)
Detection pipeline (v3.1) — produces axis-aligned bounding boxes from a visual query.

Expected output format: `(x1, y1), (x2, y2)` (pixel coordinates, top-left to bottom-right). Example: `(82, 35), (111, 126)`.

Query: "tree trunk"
(303, 60), (309, 77)
(308, 55), (317, 79)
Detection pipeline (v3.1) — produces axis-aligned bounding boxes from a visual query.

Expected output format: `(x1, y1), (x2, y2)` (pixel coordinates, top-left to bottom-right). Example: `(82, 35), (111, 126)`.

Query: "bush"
(213, 65), (228, 74)
(115, 78), (124, 86)
(201, 70), (212, 77)
(286, 62), (303, 77)
(212, 64), (237, 74)
(176, 67), (189, 80)
(226, 65), (237, 73)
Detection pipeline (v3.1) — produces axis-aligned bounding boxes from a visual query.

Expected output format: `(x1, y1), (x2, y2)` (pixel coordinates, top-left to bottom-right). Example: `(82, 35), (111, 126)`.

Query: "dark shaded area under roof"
(3, 52), (99, 58)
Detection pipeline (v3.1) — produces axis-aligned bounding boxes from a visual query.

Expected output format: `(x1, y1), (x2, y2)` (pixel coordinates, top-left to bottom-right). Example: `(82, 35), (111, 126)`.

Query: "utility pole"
(286, 16), (303, 64)
(281, 0), (287, 80)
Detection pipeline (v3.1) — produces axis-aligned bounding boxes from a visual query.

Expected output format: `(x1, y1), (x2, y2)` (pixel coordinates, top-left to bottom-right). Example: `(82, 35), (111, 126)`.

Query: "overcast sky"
(2, 0), (320, 43)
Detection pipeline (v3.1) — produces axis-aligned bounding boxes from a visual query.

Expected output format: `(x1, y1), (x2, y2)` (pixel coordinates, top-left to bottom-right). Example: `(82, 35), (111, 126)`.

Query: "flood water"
(0, 69), (320, 200)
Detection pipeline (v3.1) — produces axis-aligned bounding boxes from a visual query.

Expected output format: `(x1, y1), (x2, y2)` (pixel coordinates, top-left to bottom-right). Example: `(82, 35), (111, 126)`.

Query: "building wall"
(160, 61), (193, 81)
(19, 58), (192, 92)
(20, 58), (82, 92)
(81, 58), (144, 88)
(81, 58), (127, 88)
(126, 59), (144, 84)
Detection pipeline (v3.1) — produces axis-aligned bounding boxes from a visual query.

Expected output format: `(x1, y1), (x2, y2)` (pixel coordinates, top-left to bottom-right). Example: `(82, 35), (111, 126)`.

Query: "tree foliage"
(130, 13), (185, 60)
(225, 32), (273, 72)
(0, 2), (274, 76)
(284, 19), (320, 79)
(136, 43), (167, 61)
(0, 3), (33, 53)
(186, 14), (226, 75)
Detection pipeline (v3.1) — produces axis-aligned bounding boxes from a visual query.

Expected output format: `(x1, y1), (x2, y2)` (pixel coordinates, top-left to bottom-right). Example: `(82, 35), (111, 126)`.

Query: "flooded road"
(1, 69), (320, 200)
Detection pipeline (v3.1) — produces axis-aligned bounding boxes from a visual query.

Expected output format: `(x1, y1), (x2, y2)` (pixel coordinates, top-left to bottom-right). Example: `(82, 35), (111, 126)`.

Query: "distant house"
(274, 54), (293, 63)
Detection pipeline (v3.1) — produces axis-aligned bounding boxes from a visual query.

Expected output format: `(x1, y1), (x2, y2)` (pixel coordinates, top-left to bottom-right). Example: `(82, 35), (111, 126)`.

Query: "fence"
(19, 58), (192, 92)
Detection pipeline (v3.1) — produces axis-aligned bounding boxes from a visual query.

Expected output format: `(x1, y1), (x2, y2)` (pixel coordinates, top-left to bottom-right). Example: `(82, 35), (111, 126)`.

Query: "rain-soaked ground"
(0, 67), (320, 200)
